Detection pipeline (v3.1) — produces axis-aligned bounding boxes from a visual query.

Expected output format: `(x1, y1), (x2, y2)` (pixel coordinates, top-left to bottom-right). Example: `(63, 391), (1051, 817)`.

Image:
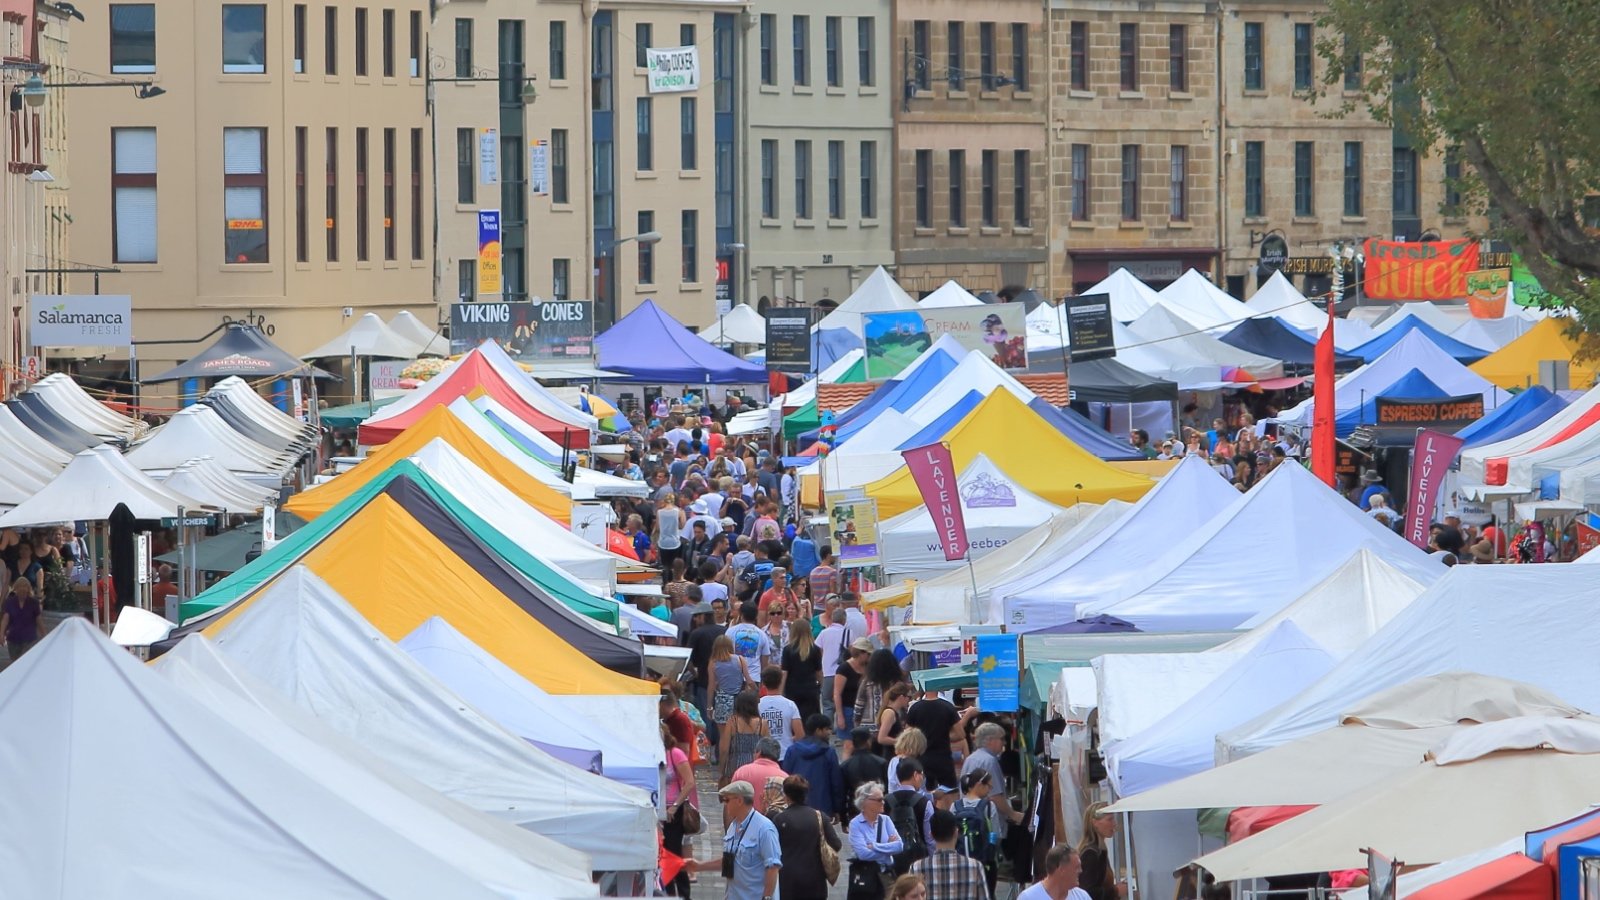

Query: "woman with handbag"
(661, 724), (701, 897)
(847, 782), (903, 900)
(773, 775), (841, 900)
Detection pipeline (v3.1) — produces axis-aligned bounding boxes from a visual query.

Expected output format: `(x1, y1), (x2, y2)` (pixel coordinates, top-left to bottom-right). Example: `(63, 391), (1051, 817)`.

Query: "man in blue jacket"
(782, 714), (843, 818)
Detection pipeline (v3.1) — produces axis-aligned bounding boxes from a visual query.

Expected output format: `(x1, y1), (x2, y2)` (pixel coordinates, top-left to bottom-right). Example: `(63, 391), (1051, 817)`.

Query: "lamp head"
(20, 75), (46, 108)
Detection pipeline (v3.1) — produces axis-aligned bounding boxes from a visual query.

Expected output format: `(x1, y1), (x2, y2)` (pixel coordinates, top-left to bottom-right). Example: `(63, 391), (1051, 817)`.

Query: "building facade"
(741, 0), (894, 316)
(431, 0), (745, 332)
(63, 0), (434, 386)
(892, 0), (1048, 297)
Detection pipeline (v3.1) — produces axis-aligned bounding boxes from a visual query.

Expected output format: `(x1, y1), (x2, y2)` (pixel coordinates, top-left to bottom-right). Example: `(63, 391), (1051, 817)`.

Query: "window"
(550, 21), (566, 79)
(355, 128), (369, 261)
(355, 8), (368, 77)
(1344, 141), (1363, 216)
(915, 149), (932, 228)
(679, 97), (697, 170)
(1169, 24), (1187, 91)
(980, 150), (997, 226)
(1070, 21), (1087, 90)
(1294, 23), (1313, 90)
(594, 141), (613, 228)
(760, 140), (777, 218)
(860, 141), (877, 219)
(759, 15), (775, 84)
(325, 7), (338, 74)
(223, 127), (267, 263)
(551, 129), (568, 203)
(1010, 23), (1027, 91)
(592, 17), (613, 111)
(1343, 36), (1362, 90)
(681, 210), (698, 282)
(946, 22), (963, 91)
(222, 4), (266, 73)
(381, 10), (395, 77)
(979, 23), (995, 89)
(681, 24), (694, 46)
(1444, 146), (1463, 215)
(1393, 147), (1418, 217)
(1169, 145), (1187, 221)
(458, 260), (475, 301)
(1071, 144), (1089, 220)
(1119, 23), (1137, 91)
(825, 17), (841, 87)
(1013, 149), (1030, 226)
(111, 5), (156, 74)
(409, 11), (421, 76)
(325, 128), (338, 260)
(1294, 141), (1314, 216)
(111, 127), (157, 263)
(637, 211), (655, 284)
(827, 140), (844, 219)
(381, 128), (395, 260)
(949, 149), (965, 227)
(455, 128), (474, 203)
(912, 21), (930, 90)
(635, 98), (653, 171)
(1244, 140), (1264, 217)
(454, 18), (472, 77)
(858, 18), (875, 86)
(1243, 22), (1262, 90)
(634, 23), (650, 70)
(1120, 144), (1140, 221)
(294, 127), (307, 262)
(793, 16), (810, 86)
(410, 128), (423, 259)
(552, 259), (570, 301)
(293, 4), (305, 73)
(795, 140), (812, 219)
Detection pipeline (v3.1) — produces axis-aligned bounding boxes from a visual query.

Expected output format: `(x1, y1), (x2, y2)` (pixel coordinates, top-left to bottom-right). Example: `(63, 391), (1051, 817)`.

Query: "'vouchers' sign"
(1362, 239), (1480, 301)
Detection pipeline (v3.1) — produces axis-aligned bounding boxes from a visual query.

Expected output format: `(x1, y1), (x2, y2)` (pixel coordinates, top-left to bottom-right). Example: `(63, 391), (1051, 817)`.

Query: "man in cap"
(1357, 469), (1387, 511)
(684, 780), (782, 900)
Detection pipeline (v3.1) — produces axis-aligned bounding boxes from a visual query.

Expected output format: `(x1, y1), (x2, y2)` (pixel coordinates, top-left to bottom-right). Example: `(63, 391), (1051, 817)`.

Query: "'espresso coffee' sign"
(1374, 394), (1484, 432)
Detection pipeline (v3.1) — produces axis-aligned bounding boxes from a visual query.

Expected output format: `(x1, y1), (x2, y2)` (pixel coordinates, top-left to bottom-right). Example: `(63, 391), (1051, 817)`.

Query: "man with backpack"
(911, 810), (990, 900)
(887, 758), (933, 876)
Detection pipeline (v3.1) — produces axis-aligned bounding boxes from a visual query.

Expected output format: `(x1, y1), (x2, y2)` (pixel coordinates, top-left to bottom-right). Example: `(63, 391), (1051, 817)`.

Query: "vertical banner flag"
(975, 633), (1020, 712)
(1404, 429), (1466, 549)
(477, 210), (502, 296)
(901, 442), (969, 561)
(528, 139), (550, 196)
(478, 127), (499, 185)
(1310, 300), (1337, 487)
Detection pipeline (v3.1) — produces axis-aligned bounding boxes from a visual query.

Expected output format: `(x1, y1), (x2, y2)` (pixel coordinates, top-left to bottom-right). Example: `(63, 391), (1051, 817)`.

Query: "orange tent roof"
(1409, 853), (1552, 900)
(358, 351), (588, 447)
(286, 404), (570, 522)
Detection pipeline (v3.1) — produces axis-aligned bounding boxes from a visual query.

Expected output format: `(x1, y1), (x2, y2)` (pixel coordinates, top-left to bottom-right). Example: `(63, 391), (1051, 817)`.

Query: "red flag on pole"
(1310, 299), (1338, 487)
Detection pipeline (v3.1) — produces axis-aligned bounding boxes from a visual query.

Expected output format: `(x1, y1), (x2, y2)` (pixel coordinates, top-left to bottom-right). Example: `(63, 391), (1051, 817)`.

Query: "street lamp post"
(596, 230), (662, 330)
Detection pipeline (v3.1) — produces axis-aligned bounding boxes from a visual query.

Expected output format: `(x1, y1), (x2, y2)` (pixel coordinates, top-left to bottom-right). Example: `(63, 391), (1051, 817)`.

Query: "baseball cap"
(850, 638), (874, 653)
(719, 780), (755, 800)
(720, 516), (736, 527)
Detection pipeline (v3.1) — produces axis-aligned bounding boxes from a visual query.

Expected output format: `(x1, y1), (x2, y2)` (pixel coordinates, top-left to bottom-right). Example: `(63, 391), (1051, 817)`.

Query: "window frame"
(979, 22), (996, 90)
(1243, 22), (1263, 91)
(980, 149), (997, 227)
(222, 126), (269, 263)
(1294, 141), (1315, 216)
(1244, 140), (1264, 218)
(760, 139), (778, 218)
(636, 97), (653, 172)
(1169, 145), (1188, 221)
(550, 20), (567, 80)
(354, 7), (368, 77)
(825, 16), (842, 87)
(454, 18), (473, 78)
(294, 126), (308, 262)
(325, 127), (339, 261)
(915, 149), (932, 228)
(382, 127), (396, 261)
(1293, 23), (1313, 90)
(827, 139), (844, 220)
(794, 139), (812, 220)
(355, 127), (369, 262)
(1120, 144), (1140, 221)
(1013, 149), (1030, 226)
(793, 15), (810, 86)
(679, 97), (697, 171)
(552, 129), (569, 204)
(111, 126), (159, 264)
(1119, 23), (1138, 91)
(637, 210), (655, 285)
(1071, 144), (1089, 221)
(681, 209), (699, 283)
(110, 3), (157, 74)
(221, 4), (267, 74)
(912, 20), (930, 91)
(1344, 141), (1363, 217)
(1069, 21), (1087, 91)
(949, 148), (966, 227)
(946, 21), (963, 91)
(1010, 23), (1027, 91)
(1169, 24), (1187, 92)
(759, 15), (775, 85)
(858, 18), (875, 87)
(860, 140), (877, 219)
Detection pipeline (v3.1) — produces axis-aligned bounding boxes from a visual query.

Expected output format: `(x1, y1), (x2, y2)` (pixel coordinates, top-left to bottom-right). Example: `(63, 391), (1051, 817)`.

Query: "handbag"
(817, 810), (840, 885)
(679, 795), (703, 835)
(845, 818), (887, 900)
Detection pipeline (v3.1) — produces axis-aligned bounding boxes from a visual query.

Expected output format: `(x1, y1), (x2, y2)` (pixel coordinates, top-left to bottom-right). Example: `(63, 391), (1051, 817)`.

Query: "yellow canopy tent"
(203, 494), (653, 697)
(288, 404), (571, 523)
(860, 391), (1154, 517)
(1469, 317), (1600, 390)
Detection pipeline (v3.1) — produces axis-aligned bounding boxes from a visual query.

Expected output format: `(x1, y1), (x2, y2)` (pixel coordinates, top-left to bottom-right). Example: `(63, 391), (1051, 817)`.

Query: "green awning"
(784, 399), (819, 439)
(911, 663), (976, 692)
(320, 395), (401, 428)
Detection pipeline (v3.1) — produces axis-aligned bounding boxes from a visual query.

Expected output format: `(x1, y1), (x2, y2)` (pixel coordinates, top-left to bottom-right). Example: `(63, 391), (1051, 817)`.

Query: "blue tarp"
(1333, 368), (1450, 436)
(595, 299), (767, 383)
(1456, 385), (1569, 449)
(812, 328), (863, 372)
(1031, 401), (1144, 461)
(1220, 318), (1359, 368)
(1345, 316), (1489, 363)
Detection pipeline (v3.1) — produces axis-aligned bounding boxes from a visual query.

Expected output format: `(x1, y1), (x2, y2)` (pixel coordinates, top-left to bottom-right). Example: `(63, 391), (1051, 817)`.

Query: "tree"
(1318, 0), (1600, 327)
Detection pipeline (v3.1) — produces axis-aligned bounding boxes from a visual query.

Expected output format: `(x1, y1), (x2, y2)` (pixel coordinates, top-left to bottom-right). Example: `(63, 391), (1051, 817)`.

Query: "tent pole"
(965, 551), (980, 624)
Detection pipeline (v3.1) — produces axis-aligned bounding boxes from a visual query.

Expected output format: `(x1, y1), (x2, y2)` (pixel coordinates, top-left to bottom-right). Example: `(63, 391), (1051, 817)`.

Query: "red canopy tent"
(1409, 853), (1552, 900)
(357, 351), (589, 448)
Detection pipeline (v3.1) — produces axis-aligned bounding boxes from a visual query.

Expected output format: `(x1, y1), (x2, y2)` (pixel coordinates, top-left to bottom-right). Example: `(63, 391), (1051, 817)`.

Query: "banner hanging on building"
(764, 308), (813, 371)
(827, 495), (880, 568)
(478, 127), (499, 185)
(476, 210), (502, 296)
(1065, 293), (1115, 361)
(1404, 429), (1466, 549)
(863, 305), (1027, 378)
(528, 139), (549, 196)
(645, 46), (700, 93)
(28, 294), (133, 347)
(975, 633), (1020, 712)
(1362, 238), (1480, 301)
(900, 442), (969, 562)
(449, 300), (595, 360)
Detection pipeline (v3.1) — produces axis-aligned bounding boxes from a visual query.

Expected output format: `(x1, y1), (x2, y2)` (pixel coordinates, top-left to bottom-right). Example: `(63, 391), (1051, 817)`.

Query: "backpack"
(953, 798), (995, 863)
(886, 789), (929, 875)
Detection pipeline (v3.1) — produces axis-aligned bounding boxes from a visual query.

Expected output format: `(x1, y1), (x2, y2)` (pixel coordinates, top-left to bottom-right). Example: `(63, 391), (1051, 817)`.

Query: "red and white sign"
(901, 442), (969, 561)
(1405, 430), (1466, 549)
(20, 355), (40, 382)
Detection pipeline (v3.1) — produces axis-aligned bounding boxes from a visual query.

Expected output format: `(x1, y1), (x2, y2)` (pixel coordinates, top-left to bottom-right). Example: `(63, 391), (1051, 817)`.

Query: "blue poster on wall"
(976, 633), (1020, 712)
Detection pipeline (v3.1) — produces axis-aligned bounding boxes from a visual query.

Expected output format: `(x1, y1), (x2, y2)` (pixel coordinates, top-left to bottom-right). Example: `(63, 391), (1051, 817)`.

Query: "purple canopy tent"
(595, 299), (766, 384)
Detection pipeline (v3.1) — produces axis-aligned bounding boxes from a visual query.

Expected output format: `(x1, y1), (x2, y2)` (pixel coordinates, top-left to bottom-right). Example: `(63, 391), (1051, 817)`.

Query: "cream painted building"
(431, 0), (747, 332)
(741, 0), (894, 316)
(63, 0), (434, 390)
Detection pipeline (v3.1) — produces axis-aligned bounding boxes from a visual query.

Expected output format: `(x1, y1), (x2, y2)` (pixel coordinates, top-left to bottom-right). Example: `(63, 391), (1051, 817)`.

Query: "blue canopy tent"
(1344, 316), (1489, 363)
(1220, 317), (1359, 369)
(1032, 400), (1144, 461)
(594, 299), (766, 383)
(897, 390), (986, 449)
(797, 348), (962, 445)
(1333, 369), (1451, 437)
(1455, 385), (1569, 449)
(811, 328), (864, 372)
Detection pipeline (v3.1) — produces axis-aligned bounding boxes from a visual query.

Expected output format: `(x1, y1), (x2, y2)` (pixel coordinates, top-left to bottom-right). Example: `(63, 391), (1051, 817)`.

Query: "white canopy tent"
(161, 456), (280, 512)
(126, 404), (300, 480)
(1371, 301), (1468, 335)
(1127, 305), (1284, 380)
(919, 280), (985, 308)
(0, 403), (72, 470)
(703, 303), (768, 345)
(302, 312), (428, 359)
(1245, 270), (1327, 332)
(815, 265), (919, 335)
(1093, 649), (1246, 746)
(153, 633), (600, 898)
(879, 454), (1064, 582)
(1156, 269), (1254, 331)
(0, 445), (206, 527)
(0, 618), (578, 899)
(30, 373), (145, 441)
(1451, 315), (1535, 352)
(205, 566), (658, 871)
(1081, 268), (1161, 322)
(1110, 320), (1227, 389)
(389, 309), (450, 356)
(399, 616), (664, 800)
(1219, 565), (1600, 762)
(202, 376), (319, 450)
(1275, 326), (1506, 427)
